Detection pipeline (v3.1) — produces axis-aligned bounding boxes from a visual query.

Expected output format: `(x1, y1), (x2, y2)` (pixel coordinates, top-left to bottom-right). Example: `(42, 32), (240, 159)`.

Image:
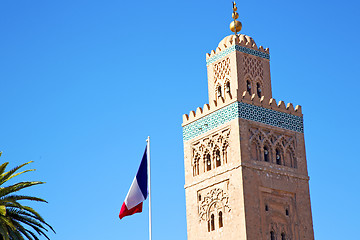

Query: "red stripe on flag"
(119, 202), (143, 219)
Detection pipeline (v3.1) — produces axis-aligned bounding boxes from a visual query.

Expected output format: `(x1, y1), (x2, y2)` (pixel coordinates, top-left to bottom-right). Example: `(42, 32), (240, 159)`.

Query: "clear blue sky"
(0, 0), (359, 239)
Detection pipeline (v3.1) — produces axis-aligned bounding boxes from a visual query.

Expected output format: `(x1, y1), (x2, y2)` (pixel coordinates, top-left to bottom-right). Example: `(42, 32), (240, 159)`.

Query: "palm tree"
(0, 152), (55, 240)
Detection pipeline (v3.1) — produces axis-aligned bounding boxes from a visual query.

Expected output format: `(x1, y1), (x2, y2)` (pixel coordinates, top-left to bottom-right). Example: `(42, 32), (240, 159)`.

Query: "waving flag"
(119, 147), (148, 219)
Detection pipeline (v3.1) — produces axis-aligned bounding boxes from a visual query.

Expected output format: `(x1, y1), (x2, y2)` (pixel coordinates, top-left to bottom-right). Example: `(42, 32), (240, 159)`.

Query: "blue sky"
(0, 0), (359, 239)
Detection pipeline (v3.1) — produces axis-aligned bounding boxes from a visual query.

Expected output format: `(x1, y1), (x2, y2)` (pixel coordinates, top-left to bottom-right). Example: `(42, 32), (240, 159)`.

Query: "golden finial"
(230, 1), (242, 34)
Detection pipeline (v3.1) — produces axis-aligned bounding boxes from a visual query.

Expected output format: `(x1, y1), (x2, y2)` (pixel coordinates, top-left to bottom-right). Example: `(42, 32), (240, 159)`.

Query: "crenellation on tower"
(182, 94), (302, 127)
(206, 34), (269, 61)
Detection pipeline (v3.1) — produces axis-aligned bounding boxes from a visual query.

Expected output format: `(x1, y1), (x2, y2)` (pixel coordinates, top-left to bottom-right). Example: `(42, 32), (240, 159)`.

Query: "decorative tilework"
(206, 45), (270, 66)
(183, 103), (238, 142)
(235, 45), (270, 60)
(183, 102), (303, 141)
(237, 102), (303, 133)
(206, 45), (236, 66)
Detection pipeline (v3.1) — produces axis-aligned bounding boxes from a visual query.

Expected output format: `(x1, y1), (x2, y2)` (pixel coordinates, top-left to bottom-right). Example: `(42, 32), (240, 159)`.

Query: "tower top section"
(230, 1), (242, 34)
(182, 3), (303, 139)
(206, 34), (270, 66)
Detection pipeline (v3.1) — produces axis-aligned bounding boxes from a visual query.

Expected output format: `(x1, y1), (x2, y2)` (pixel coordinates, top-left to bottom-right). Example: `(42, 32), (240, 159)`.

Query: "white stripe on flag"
(124, 176), (146, 209)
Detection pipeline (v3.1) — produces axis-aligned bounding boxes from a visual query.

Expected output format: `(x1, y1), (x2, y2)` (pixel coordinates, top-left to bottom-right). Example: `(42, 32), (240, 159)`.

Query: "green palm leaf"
(12, 221), (37, 240)
(0, 162), (9, 176)
(7, 209), (44, 225)
(0, 195), (47, 204)
(0, 154), (55, 240)
(0, 182), (45, 198)
(0, 223), (10, 240)
(0, 161), (34, 186)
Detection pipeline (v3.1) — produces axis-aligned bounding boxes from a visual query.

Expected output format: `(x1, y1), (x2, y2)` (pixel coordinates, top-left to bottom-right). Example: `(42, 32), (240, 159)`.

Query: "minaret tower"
(182, 2), (314, 240)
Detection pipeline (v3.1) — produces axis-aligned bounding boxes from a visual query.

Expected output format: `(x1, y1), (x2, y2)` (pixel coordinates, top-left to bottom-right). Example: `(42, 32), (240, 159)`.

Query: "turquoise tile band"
(182, 102), (303, 141)
(206, 45), (270, 66)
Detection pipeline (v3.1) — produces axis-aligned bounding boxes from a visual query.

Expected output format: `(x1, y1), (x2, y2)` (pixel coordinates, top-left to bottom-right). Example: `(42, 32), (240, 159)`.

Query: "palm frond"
(0, 220), (10, 240)
(1, 169), (36, 186)
(12, 219), (36, 240)
(0, 182), (45, 198)
(9, 214), (48, 233)
(0, 216), (16, 231)
(25, 229), (40, 240)
(1, 201), (24, 210)
(0, 195), (47, 205)
(8, 228), (25, 240)
(0, 161), (34, 186)
(4, 205), (47, 228)
(12, 219), (50, 240)
(0, 158), (54, 240)
(0, 162), (9, 176)
(6, 209), (44, 225)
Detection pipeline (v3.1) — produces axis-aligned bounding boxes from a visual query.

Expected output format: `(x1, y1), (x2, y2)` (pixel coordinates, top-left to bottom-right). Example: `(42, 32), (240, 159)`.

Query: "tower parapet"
(206, 34), (270, 65)
(182, 33), (303, 142)
(183, 92), (302, 124)
(182, 92), (303, 142)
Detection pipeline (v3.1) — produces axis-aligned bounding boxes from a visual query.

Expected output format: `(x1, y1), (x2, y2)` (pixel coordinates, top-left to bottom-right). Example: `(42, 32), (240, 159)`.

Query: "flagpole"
(146, 136), (152, 240)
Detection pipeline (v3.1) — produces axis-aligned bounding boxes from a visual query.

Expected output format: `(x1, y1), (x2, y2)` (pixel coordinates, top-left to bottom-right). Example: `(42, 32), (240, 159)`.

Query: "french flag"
(119, 147), (148, 219)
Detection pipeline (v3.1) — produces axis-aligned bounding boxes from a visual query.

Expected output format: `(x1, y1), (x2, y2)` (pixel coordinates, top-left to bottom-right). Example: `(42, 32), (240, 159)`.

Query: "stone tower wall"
(238, 119), (314, 239)
(183, 119), (248, 240)
(182, 33), (314, 240)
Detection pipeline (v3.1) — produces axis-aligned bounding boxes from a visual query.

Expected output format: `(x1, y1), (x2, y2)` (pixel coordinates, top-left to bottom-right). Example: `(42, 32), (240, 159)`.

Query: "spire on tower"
(230, 1), (242, 34)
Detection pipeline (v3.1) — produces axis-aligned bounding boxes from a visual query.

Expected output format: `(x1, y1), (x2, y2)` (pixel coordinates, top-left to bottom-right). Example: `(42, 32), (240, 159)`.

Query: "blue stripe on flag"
(136, 147), (148, 199)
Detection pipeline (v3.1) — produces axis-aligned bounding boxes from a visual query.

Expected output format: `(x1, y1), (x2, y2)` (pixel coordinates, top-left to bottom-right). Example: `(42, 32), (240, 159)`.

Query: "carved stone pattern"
(213, 57), (230, 84)
(243, 55), (263, 79)
(249, 127), (297, 168)
(270, 222), (292, 240)
(265, 192), (297, 240)
(198, 188), (231, 221)
(191, 128), (230, 176)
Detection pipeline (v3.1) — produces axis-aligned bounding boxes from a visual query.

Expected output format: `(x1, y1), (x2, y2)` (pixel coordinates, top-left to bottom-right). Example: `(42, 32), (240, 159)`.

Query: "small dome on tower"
(218, 34), (256, 49)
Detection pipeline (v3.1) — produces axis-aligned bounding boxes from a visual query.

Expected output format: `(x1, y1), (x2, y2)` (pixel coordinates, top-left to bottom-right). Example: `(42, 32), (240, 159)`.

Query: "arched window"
(215, 149), (221, 167)
(219, 211), (223, 228)
(288, 149), (297, 168)
(217, 86), (222, 98)
(196, 161), (199, 175)
(276, 149), (281, 165)
(210, 214), (215, 231)
(264, 146), (269, 162)
(193, 161), (197, 176)
(247, 80), (252, 95)
(205, 153), (211, 171)
(281, 232), (286, 240)
(223, 144), (229, 164)
(257, 83), (262, 98)
(270, 231), (275, 240)
(286, 150), (292, 167)
(251, 141), (259, 160)
(225, 82), (230, 93)
(193, 155), (200, 176)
